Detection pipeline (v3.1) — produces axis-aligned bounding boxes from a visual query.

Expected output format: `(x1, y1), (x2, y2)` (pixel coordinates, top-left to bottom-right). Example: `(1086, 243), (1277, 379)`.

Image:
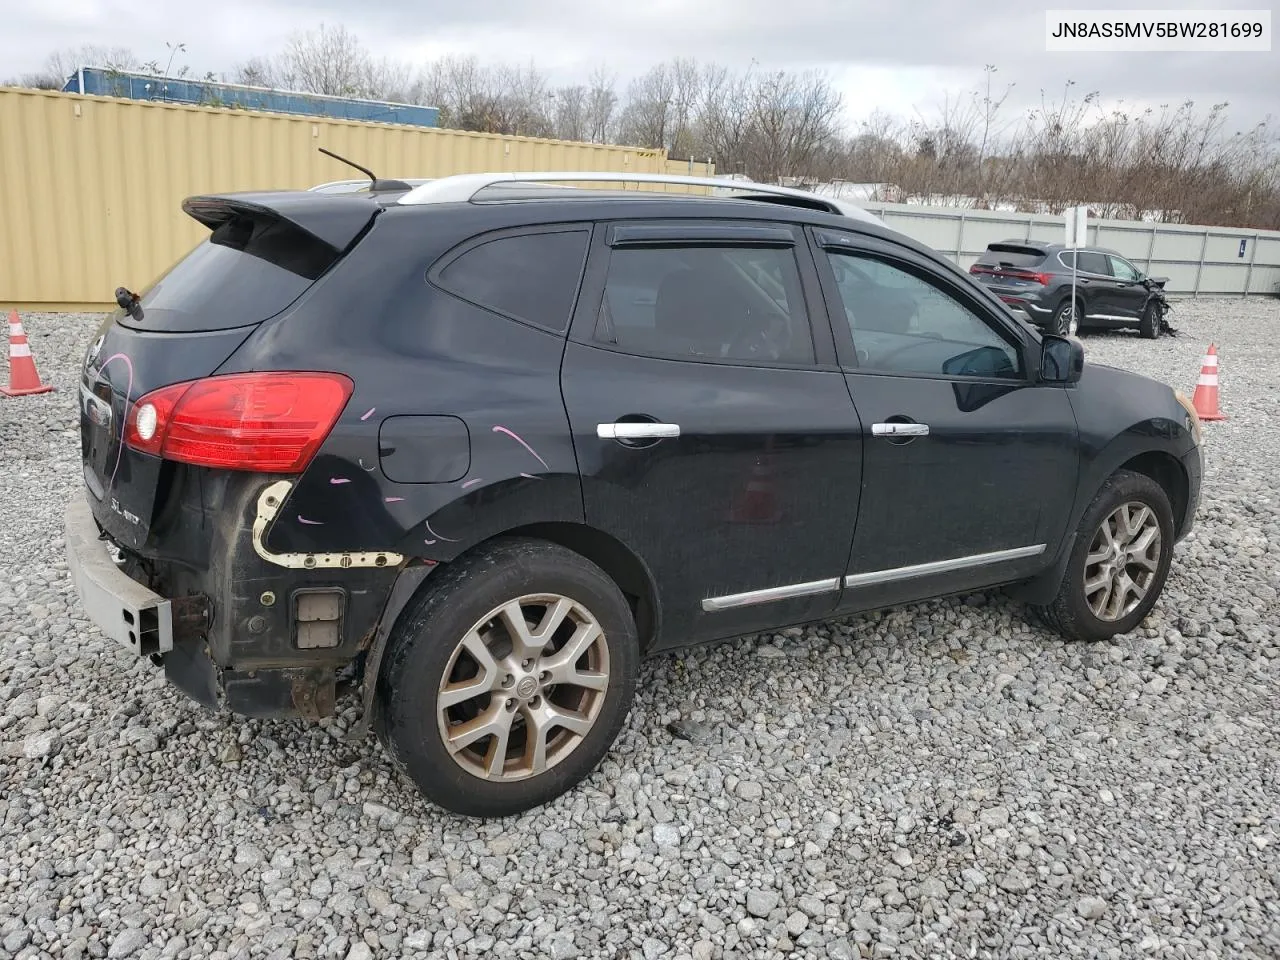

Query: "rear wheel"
(1050, 300), (1079, 337)
(1139, 302), (1161, 339)
(376, 538), (639, 818)
(1034, 470), (1175, 642)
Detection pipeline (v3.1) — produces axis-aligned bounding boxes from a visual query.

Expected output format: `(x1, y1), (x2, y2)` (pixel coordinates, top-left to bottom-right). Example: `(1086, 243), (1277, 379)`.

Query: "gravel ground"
(2, 300), (1278, 960)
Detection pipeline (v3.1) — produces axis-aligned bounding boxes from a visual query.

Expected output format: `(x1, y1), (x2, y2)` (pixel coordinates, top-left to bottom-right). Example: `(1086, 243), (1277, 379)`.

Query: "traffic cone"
(0, 309), (55, 397)
(729, 448), (781, 524)
(1190, 344), (1225, 421)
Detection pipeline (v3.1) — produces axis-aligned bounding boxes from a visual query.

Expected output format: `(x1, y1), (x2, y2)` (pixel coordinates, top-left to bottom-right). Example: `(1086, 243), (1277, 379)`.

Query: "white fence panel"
(862, 202), (1280, 297)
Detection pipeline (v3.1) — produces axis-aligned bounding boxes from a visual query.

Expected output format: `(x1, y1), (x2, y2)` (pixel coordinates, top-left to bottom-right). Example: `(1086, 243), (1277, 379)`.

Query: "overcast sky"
(3, 0), (1277, 133)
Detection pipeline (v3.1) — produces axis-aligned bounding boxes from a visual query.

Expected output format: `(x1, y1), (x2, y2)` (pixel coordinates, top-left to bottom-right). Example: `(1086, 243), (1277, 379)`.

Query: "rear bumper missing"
(65, 496), (174, 656)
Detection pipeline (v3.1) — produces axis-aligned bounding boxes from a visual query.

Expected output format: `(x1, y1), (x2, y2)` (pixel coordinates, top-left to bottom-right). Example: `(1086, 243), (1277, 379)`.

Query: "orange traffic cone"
(0, 310), (54, 397)
(729, 449), (781, 524)
(1190, 343), (1225, 421)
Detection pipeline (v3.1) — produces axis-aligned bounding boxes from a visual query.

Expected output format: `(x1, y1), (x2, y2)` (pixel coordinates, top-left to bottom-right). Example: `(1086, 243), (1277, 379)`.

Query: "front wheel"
(1139, 302), (1162, 339)
(1034, 470), (1175, 642)
(1050, 300), (1079, 337)
(376, 538), (639, 818)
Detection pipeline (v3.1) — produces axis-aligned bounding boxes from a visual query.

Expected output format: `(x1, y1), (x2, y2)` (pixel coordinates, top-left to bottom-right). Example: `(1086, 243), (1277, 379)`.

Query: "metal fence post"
(1243, 233), (1260, 294)
(956, 212), (967, 265)
(1145, 222), (1158, 274)
(1193, 229), (1210, 297)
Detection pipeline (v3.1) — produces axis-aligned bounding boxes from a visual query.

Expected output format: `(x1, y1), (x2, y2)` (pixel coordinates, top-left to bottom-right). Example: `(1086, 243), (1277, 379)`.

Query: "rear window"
(121, 210), (346, 333)
(433, 229), (590, 333)
(978, 244), (1046, 268)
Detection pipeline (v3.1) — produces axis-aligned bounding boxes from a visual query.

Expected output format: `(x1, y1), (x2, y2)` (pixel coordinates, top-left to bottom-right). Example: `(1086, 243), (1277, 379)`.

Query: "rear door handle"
(872, 422), (929, 438)
(597, 422), (681, 440)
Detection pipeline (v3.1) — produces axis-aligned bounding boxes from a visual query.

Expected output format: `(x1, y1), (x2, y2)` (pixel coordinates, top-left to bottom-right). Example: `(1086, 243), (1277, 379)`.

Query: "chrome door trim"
(844, 544), (1046, 589)
(702, 577), (841, 612)
(871, 422), (929, 438)
(597, 422), (681, 440)
(1084, 313), (1135, 322)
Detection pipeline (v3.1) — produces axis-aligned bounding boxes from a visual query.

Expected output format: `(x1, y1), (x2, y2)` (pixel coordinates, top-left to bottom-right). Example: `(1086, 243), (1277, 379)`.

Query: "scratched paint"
(298, 516), (323, 525)
(96, 353), (134, 490)
(329, 478), (351, 485)
(519, 473), (542, 480)
(492, 424), (550, 470)
(360, 407), (376, 421)
(384, 497), (405, 503)
(357, 458), (377, 472)
(423, 520), (460, 543)
(461, 478), (483, 489)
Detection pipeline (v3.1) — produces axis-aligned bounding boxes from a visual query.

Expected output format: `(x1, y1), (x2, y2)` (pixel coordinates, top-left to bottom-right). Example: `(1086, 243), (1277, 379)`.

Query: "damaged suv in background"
(970, 240), (1173, 338)
(66, 171), (1203, 817)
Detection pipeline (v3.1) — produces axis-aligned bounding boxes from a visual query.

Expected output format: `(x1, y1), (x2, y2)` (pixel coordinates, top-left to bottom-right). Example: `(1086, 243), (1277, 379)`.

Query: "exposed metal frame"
(396, 171), (886, 227)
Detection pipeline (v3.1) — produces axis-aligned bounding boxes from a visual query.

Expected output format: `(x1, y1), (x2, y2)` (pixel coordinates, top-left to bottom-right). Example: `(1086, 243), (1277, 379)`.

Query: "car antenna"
(317, 147), (411, 193)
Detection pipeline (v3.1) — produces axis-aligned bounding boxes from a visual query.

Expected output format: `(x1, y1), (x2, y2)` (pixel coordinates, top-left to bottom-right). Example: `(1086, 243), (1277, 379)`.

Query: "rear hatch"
(968, 243), (1052, 299)
(79, 191), (378, 551)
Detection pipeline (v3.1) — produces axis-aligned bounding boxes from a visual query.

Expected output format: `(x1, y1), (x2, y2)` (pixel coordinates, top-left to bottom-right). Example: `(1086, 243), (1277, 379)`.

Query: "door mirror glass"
(1040, 335), (1084, 383)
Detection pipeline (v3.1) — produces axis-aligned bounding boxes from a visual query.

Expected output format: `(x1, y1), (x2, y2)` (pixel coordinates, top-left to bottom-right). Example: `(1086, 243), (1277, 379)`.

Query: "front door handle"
(872, 422), (929, 438)
(597, 422), (681, 440)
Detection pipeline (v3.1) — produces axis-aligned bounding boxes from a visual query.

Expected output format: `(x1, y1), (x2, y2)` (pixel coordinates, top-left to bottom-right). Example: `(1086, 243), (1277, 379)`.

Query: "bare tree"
(585, 66), (618, 143)
(277, 23), (372, 97)
(12, 45), (139, 88)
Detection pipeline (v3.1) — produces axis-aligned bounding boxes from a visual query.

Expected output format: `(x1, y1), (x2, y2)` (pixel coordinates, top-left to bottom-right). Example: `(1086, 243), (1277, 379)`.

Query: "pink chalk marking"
(519, 473), (541, 480)
(423, 539), (437, 546)
(424, 520), (460, 543)
(461, 478), (483, 489)
(360, 407), (376, 421)
(384, 497), (405, 503)
(492, 425), (549, 470)
(329, 478), (351, 485)
(358, 458), (377, 472)
(97, 353), (134, 490)
(298, 516), (323, 525)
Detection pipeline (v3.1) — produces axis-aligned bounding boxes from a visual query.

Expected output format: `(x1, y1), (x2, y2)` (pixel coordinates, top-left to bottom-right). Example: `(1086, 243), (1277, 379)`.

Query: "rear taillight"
(969, 264), (994, 275)
(125, 372), (354, 472)
(1005, 269), (1052, 285)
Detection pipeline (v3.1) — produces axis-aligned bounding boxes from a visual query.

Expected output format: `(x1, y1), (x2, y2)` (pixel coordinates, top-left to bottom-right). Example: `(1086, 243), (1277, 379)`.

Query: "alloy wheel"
(1083, 502), (1162, 621)
(436, 594), (610, 781)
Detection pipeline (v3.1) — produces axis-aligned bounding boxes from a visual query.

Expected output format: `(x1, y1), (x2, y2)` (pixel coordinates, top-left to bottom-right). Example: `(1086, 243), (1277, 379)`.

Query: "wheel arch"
(347, 521), (660, 741)
(1009, 446), (1188, 607)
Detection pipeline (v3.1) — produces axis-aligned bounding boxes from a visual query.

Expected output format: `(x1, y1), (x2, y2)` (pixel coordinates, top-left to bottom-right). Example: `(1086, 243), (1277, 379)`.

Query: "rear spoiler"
(182, 191), (380, 253)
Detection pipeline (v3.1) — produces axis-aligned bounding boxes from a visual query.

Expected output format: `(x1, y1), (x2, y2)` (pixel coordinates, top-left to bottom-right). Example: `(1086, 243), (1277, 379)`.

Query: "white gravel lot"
(1, 300), (1278, 960)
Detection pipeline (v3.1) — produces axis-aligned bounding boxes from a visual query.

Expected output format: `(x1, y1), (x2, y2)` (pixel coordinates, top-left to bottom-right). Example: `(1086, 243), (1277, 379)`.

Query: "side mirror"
(1040, 334), (1084, 384)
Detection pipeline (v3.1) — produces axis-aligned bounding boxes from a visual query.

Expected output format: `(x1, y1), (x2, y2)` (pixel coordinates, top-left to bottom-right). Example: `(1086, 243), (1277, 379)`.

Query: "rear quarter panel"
(215, 208), (585, 562)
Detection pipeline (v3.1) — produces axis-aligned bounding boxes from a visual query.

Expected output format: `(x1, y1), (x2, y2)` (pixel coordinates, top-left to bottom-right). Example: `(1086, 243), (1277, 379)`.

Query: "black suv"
(970, 240), (1171, 338)
(65, 172), (1203, 817)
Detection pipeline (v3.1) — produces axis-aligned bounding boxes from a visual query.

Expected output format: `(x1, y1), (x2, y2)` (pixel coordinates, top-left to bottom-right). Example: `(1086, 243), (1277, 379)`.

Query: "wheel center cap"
(515, 676), (539, 699)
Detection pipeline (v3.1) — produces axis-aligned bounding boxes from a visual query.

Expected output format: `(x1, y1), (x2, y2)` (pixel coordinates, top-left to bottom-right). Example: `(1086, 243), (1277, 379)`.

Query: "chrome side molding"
(844, 544), (1045, 589)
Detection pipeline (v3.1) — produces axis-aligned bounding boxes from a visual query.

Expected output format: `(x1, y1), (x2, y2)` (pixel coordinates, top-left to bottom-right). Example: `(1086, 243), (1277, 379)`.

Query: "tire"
(1050, 300), (1079, 337)
(1034, 469), (1175, 642)
(1139, 302), (1161, 339)
(376, 538), (639, 818)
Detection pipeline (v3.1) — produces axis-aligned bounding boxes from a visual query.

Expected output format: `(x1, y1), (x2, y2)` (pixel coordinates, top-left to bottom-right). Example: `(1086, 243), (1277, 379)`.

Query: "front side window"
(827, 252), (1022, 380)
(1108, 255), (1142, 281)
(435, 229), (590, 333)
(596, 245), (815, 365)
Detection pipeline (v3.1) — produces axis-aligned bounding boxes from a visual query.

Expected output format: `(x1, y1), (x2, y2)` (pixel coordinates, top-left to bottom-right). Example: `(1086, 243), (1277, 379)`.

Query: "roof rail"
(395, 171), (886, 226)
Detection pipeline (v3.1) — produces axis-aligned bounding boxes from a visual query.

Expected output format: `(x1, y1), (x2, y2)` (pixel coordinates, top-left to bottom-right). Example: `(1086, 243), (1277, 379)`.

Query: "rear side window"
(435, 229), (589, 333)
(1061, 251), (1111, 275)
(979, 244), (1045, 267)
(595, 245), (815, 365)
